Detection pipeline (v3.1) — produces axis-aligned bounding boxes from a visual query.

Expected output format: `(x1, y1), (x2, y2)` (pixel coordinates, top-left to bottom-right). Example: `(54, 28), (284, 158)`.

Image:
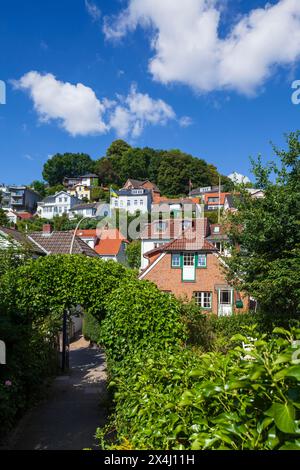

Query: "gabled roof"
(76, 229), (97, 238)
(124, 179), (160, 192)
(94, 228), (128, 256)
(28, 231), (99, 257)
(0, 226), (46, 255)
(94, 238), (127, 256)
(154, 236), (217, 253)
(71, 203), (97, 211)
(81, 173), (98, 178)
(203, 192), (232, 205)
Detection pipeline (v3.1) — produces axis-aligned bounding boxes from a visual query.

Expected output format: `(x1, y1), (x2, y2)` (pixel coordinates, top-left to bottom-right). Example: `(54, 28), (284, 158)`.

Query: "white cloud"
(179, 116), (193, 128)
(14, 72), (176, 138)
(24, 154), (34, 161)
(109, 85), (176, 138)
(228, 172), (251, 184)
(13, 71), (108, 136)
(104, 0), (300, 95)
(85, 0), (101, 22)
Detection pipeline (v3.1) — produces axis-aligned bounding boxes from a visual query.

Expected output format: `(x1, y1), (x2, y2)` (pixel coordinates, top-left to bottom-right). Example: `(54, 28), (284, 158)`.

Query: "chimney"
(42, 224), (52, 236)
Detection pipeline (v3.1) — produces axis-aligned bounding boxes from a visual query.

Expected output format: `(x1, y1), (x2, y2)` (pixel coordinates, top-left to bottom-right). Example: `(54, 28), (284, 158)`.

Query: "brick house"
(139, 222), (249, 316)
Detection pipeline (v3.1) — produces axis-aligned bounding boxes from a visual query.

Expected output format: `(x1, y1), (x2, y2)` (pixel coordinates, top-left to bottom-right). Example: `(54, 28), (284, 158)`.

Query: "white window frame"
(194, 292), (212, 309)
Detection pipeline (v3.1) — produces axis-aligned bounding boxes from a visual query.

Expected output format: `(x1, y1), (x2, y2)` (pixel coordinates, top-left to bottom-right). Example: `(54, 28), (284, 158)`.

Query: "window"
(213, 226), (220, 233)
(171, 254), (181, 268)
(127, 200), (131, 206)
(59, 197), (62, 203)
(155, 221), (167, 233)
(220, 290), (231, 305)
(64, 197), (68, 202)
(114, 200), (118, 207)
(183, 253), (195, 266)
(197, 254), (207, 268)
(208, 197), (219, 203)
(134, 200), (138, 206)
(194, 292), (212, 309)
(132, 189), (144, 195)
(140, 200), (144, 206)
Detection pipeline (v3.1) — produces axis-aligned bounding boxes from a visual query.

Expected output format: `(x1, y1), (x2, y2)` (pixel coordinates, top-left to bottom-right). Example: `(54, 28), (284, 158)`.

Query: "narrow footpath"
(8, 336), (107, 450)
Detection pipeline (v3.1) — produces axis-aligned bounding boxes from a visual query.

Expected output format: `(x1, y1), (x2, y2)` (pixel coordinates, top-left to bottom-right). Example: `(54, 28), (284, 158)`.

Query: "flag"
(110, 187), (119, 198)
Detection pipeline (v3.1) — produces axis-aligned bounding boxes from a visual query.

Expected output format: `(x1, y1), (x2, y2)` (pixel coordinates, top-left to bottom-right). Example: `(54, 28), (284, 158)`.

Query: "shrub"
(83, 311), (101, 344)
(100, 279), (187, 361)
(98, 327), (300, 450)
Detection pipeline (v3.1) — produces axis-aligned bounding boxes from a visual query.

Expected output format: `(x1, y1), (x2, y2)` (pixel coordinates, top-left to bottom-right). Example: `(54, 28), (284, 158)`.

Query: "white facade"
(111, 189), (152, 215)
(37, 191), (80, 220)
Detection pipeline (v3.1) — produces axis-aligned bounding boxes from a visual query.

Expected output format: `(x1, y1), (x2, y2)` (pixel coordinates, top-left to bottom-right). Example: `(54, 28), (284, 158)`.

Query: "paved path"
(9, 336), (107, 450)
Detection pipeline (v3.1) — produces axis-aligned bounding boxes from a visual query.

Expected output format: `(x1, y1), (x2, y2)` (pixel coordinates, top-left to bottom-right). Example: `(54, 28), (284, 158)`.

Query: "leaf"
(266, 403), (296, 434)
(273, 327), (291, 337)
(285, 366), (300, 381)
(279, 440), (300, 450)
(257, 417), (273, 434)
(274, 353), (292, 365)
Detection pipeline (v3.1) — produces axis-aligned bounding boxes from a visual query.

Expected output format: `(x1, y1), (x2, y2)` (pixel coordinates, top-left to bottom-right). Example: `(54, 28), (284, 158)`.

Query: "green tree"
(0, 208), (9, 227)
(225, 132), (300, 316)
(126, 240), (141, 269)
(43, 153), (95, 186)
(106, 139), (131, 158)
(30, 180), (46, 197)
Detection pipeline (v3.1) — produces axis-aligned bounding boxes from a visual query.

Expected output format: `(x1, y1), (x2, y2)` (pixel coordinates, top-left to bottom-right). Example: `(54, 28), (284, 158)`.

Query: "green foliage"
(83, 311), (102, 344)
(43, 153), (95, 186)
(90, 187), (110, 203)
(0, 208), (9, 227)
(225, 132), (300, 316)
(126, 240), (141, 269)
(204, 210), (219, 224)
(100, 279), (187, 362)
(30, 180), (46, 197)
(94, 141), (228, 196)
(98, 327), (300, 450)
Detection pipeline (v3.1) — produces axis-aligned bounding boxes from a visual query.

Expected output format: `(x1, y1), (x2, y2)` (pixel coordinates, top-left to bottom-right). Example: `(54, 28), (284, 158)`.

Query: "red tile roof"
(203, 192), (231, 205)
(94, 228), (128, 256)
(76, 229), (97, 238)
(94, 238), (127, 256)
(17, 212), (34, 220)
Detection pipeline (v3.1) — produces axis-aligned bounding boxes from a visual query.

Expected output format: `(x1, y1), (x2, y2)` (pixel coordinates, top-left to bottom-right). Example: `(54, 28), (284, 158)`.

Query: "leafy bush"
(98, 326), (300, 450)
(83, 311), (101, 344)
(100, 279), (187, 362)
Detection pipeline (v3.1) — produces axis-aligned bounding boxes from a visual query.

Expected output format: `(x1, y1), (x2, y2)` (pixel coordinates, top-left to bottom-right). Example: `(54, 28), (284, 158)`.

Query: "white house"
(37, 191), (81, 220)
(69, 202), (111, 219)
(110, 188), (152, 215)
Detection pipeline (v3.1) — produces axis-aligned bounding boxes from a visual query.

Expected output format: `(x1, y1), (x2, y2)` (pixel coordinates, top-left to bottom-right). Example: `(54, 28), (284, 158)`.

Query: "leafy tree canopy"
(94, 142), (229, 196)
(42, 153), (95, 186)
(225, 131), (300, 316)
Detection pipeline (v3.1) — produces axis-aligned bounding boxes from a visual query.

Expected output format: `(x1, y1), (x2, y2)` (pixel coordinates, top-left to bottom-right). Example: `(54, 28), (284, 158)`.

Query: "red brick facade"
(141, 252), (249, 315)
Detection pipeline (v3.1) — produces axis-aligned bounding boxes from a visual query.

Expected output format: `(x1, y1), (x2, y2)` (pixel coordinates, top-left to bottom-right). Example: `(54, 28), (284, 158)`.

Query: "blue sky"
(1, 0), (300, 185)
